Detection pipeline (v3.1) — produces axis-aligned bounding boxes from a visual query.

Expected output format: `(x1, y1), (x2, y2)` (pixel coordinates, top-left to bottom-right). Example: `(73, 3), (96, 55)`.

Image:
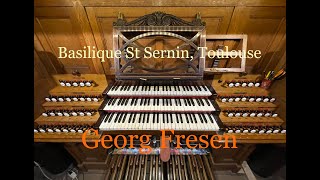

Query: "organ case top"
(113, 12), (206, 80)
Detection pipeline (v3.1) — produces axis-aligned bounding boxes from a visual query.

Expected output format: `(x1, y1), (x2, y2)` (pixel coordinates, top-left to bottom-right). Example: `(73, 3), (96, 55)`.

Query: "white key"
(181, 114), (187, 130)
(204, 114), (216, 130)
(193, 114), (201, 130)
(148, 113), (153, 130)
(136, 99), (142, 111)
(159, 113), (164, 130)
(210, 114), (220, 130)
(172, 114), (178, 130)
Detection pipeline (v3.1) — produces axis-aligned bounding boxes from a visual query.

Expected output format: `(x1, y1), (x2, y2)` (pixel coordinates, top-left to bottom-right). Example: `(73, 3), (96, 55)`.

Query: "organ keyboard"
(107, 80), (213, 97)
(102, 97), (218, 112)
(99, 112), (220, 131)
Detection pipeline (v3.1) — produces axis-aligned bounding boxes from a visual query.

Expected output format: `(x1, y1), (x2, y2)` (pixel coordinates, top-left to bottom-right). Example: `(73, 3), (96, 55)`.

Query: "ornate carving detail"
(113, 11), (205, 26)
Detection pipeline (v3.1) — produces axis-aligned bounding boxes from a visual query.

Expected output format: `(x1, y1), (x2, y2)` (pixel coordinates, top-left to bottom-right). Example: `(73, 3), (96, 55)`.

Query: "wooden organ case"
(33, 12), (286, 178)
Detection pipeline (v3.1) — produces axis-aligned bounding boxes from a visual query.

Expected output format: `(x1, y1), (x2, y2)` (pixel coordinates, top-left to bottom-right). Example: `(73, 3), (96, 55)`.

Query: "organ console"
(34, 12), (286, 178)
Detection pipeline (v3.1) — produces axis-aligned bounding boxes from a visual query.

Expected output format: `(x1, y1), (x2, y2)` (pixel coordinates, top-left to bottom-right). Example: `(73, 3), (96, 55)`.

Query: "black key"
(142, 113), (146, 124)
(107, 113), (115, 123)
(191, 113), (196, 123)
(144, 98), (148, 106)
(113, 113), (121, 123)
(103, 113), (112, 122)
(139, 113), (143, 123)
(201, 114), (207, 123)
(189, 99), (195, 106)
(107, 98), (113, 105)
(207, 113), (214, 123)
(205, 98), (211, 106)
(198, 114), (204, 123)
(128, 113), (133, 123)
(179, 113), (183, 123)
(111, 98), (117, 105)
(156, 113), (159, 123)
(119, 113), (125, 123)
(121, 113), (127, 123)
(146, 113), (149, 123)
(131, 113), (137, 123)
(117, 98), (123, 105)
(130, 98), (135, 106)
(185, 114), (190, 123)
(184, 99), (190, 106)
(121, 98), (127, 105)
(176, 113), (180, 123)
(194, 99), (200, 106)
(199, 99), (204, 106)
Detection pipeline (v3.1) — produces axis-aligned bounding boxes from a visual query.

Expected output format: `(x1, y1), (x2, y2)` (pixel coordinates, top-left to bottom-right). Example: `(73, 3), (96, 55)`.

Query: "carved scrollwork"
(113, 11), (205, 26)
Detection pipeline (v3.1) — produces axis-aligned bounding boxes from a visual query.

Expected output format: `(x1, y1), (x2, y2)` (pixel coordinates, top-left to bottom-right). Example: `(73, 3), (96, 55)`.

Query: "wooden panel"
(49, 74), (108, 96)
(34, 50), (56, 118)
(216, 101), (277, 110)
(34, 133), (101, 142)
(86, 7), (233, 74)
(220, 114), (284, 126)
(220, 133), (286, 143)
(35, 0), (74, 7)
(34, 113), (100, 125)
(269, 51), (286, 123)
(80, 0), (285, 7)
(42, 101), (103, 110)
(34, 6), (104, 74)
(227, 7), (286, 73)
(255, 21), (286, 73)
(269, 77), (286, 124)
